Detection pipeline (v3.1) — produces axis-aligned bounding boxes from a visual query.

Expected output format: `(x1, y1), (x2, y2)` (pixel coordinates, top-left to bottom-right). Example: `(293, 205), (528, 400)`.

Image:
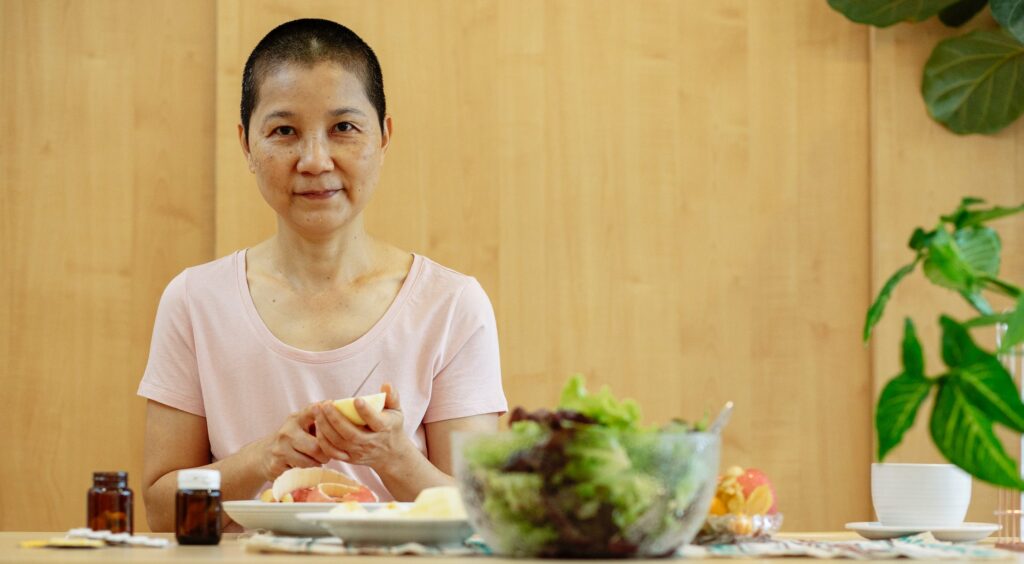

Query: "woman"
(138, 18), (506, 531)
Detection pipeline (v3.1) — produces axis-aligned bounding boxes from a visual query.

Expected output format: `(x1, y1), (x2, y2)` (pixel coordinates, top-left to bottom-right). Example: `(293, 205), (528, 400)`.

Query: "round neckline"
(235, 249), (422, 363)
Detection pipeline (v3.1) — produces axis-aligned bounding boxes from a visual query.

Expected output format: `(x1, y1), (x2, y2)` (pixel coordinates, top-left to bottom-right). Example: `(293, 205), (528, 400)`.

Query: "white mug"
(871, 463), (971, 527)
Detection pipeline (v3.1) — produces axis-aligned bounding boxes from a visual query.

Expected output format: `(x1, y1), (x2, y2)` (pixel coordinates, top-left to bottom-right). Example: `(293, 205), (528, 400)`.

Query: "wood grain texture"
(8, 0), (976, 534)
(0, 0), (215, 531)
(214, 0), (871, 530)
(869, 15), (1024, 525)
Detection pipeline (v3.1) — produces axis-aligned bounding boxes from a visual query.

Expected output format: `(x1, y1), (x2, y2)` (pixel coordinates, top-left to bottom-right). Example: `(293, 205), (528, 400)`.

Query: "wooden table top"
(0, 531), (1012, 563)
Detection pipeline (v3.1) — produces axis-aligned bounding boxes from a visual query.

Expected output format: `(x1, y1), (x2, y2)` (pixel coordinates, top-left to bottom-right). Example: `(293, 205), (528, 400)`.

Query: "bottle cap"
(93, 471), (128, 487)
(177, 469), (220, 490)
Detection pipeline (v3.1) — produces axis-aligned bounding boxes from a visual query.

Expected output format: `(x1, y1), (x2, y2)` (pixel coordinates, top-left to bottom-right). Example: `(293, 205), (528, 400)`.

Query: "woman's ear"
(238, 123), (255, 173)
(379, 115), (393, 157)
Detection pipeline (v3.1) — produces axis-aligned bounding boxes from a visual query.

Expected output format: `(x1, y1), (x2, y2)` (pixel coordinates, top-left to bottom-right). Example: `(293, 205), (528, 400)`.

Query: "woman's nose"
(296, 135), (334, 174)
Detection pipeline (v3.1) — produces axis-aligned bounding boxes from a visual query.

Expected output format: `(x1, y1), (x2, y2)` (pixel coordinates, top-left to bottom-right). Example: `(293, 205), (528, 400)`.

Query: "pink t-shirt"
(137, 250), (507, 501)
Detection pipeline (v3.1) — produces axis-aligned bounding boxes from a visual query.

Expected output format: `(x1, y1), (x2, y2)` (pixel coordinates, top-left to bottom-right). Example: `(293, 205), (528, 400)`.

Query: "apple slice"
(332, 392), (387, 426)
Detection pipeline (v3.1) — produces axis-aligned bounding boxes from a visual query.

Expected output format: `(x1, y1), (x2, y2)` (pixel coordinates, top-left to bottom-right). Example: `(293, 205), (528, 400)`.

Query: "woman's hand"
(313, 383), (413, 472)
(254, 403), (331, 482)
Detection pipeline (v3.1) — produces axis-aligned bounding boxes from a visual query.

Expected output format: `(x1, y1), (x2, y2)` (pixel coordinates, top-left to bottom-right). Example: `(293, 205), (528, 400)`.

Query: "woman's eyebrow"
(330, 107), (367, 118)
(261, 110), (294, 125)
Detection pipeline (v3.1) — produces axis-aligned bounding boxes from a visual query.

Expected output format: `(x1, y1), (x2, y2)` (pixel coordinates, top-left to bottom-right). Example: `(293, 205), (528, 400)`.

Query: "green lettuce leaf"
(559, 374), (642, 429)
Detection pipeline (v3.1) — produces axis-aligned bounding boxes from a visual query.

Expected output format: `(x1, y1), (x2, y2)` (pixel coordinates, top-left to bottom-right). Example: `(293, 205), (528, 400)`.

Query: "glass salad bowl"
(454, 419), (720, 558)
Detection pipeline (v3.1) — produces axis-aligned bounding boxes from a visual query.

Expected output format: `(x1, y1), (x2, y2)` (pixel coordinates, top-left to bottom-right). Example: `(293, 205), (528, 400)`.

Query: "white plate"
(296, 512), (474, 545)
(845, 521), (999, 542)
(223, 501), (406, 536)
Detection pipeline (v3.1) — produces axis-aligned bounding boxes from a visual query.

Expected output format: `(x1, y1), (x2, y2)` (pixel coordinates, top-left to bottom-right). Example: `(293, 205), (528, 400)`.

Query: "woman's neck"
(266, 216), (378, 289)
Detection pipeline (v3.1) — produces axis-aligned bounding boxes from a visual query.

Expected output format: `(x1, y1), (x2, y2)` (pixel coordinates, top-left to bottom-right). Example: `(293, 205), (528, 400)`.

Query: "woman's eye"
(272, 126), (295, 136)
(333, 122), (355, 133)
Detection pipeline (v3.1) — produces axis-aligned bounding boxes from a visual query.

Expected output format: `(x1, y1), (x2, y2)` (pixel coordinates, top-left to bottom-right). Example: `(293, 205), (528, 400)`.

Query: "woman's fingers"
(358, 397), (388, 433)
(314, 403), (369, 463)
(315, 434), (350, 461)
(295, 436), (331, 465)
(382, 383), (401, 410)
(320, 401), (367, 441)
(270, 435), (324, 470)
(357, 384), (403, 432)
(314, 405), (352, 460)
(298, 402), (320, 424)
(286, 415), (331, 464)
(287, 449), (325, 469)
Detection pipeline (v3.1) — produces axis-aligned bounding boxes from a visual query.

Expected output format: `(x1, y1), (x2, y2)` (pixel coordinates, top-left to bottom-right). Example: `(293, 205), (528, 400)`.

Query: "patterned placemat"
(241, 531), (1011, 559)
(681, 533), (1010, 560)
(241, 532), (480, 556)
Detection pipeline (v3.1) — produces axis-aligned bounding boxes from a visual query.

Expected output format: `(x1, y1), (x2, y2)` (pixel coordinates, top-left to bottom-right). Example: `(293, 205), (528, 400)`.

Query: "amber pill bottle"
(87, 471), (134, 533)
(175, 469), (222, 545)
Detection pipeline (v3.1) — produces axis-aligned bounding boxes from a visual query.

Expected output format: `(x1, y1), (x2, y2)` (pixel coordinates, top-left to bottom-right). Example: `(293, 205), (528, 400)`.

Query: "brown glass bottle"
(175, 469), (222, 545)
(87, 471), (133, 533)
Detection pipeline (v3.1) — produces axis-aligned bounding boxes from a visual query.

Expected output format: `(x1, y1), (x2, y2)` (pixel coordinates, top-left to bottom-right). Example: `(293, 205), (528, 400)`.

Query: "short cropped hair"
(241, 18), (386, 140)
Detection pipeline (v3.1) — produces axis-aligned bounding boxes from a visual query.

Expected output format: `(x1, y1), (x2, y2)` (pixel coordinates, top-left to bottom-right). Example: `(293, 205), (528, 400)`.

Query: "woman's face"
(240, 61), (391, 235)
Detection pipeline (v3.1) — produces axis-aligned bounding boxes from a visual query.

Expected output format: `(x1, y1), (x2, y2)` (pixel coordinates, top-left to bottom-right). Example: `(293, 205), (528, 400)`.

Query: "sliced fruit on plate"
(267, 467), (378, 503)
(406, 486), (467, 519)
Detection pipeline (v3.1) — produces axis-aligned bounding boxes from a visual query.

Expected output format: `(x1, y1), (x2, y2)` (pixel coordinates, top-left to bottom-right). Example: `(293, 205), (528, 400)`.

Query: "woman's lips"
(296, 189), (341, 200)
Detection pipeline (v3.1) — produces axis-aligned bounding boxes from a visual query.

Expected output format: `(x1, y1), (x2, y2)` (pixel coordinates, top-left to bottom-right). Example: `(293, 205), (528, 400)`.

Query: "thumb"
(382, 383), (402, 410)
(297, 402), (321, 433)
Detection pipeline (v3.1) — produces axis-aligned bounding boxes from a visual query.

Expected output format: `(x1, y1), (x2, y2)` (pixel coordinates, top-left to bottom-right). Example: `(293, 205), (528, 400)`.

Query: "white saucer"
(845, 522), (999, 542)
(296, 512), (472, 545)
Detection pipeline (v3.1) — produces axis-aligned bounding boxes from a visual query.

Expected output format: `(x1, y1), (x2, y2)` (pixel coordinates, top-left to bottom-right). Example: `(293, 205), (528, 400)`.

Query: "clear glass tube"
(996, 323), (1024, 549)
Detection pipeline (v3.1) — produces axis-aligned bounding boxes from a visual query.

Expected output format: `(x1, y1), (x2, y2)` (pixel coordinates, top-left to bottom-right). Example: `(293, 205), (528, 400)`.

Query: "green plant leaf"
(902, 318), (926, 377)
(922, 29), (1024, 135)
(864, 259), (920, 341)
(959, 290), (994, 315)
(939, 197), (977, 226)
(999, 295), (1024, 352)
(954, 227), (1001, 276)
(922, 229), (975, 290)
(930, 378), (1024, 489)
(992, 0), (1024, 43)
(941, 315), (981, 367)
(958, 363), (1024, 431)
(877, 374), (933, 460)
(940, 316), (1024, 431)
(942, 199), (1024, 228)
(982, 275), (1024, 297)
(875, 319), (931, 460)
(940, 0), (990, 27)
(828, 0), (961, 26)
(963, 312), (1013, 327)
(963, 204), (1024, 227)
(908, 227), (934, 251)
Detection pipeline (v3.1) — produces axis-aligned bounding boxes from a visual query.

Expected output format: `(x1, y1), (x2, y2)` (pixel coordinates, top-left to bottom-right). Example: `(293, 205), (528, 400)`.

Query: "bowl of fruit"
(454, 376), (720, 557)
(696, 465), (782, 544)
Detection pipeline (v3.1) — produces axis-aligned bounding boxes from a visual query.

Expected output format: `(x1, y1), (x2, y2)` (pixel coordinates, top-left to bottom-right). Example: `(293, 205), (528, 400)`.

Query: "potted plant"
(866, 197), (1024, 488)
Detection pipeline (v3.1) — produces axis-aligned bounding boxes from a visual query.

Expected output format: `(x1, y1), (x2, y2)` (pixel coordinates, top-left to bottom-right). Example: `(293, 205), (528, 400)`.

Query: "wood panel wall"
(0, 0), (215, 531)
(2, 0), (1020, 534)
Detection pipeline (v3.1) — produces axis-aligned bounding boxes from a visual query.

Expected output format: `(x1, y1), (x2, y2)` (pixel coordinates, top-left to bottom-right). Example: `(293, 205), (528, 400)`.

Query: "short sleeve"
(137, 270), (205, 416)
(423, 279), (507, 423)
